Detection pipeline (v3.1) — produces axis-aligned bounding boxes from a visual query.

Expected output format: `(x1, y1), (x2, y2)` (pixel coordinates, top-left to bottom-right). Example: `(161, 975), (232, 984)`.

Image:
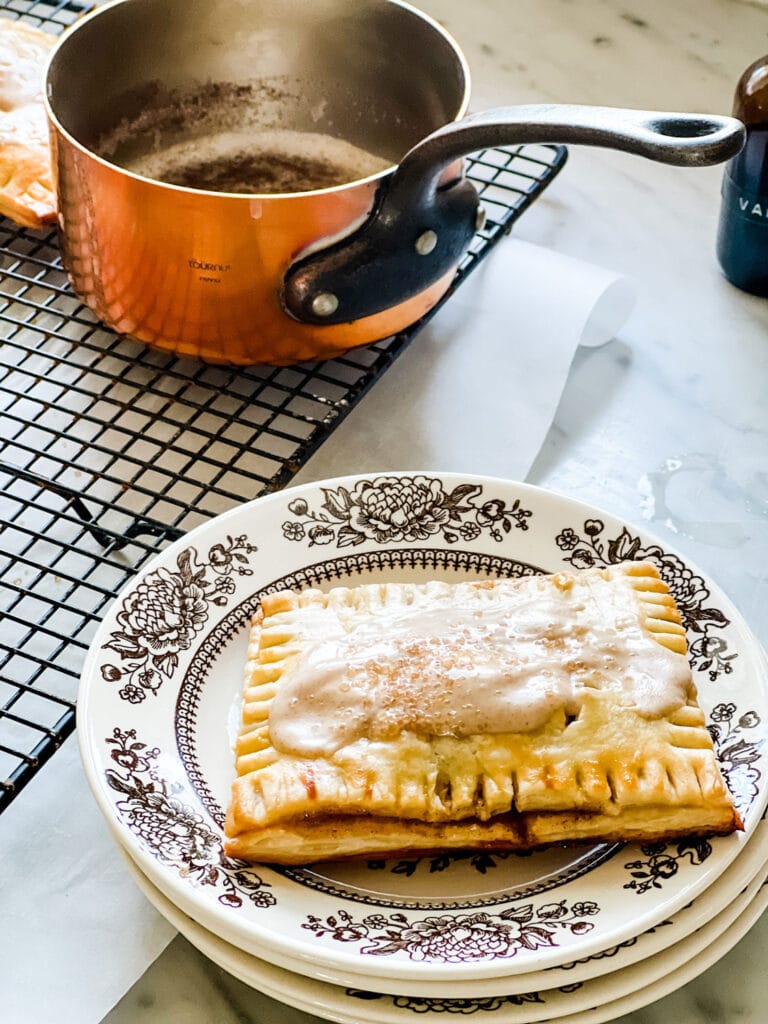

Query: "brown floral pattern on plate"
(302, 900), (600, 963)
(105, 727), (274, 909)
(101, 535), (257, 702)
(281, 475), (533, 548)
(344, 986), (583, 1014)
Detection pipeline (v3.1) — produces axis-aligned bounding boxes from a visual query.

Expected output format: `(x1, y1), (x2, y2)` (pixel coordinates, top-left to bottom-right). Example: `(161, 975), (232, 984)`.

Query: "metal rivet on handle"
(415, 230), (438, 255)
(310, 292), (339, 317)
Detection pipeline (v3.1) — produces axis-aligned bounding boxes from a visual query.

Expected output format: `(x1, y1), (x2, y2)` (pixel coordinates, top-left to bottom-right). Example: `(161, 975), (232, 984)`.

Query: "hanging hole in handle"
(647, 116), (723, 139)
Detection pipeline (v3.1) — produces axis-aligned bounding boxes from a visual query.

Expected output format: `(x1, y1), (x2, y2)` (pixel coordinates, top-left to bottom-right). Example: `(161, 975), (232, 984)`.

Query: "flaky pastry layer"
(224, 562), (741, 864)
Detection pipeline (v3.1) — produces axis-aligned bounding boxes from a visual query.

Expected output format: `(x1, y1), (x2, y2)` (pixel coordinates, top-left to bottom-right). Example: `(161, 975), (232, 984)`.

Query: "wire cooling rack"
(0, 0), (567, 811)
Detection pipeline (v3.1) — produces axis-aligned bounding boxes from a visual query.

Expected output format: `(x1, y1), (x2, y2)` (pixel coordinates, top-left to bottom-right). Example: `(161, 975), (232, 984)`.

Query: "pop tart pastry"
(0, 20), (56, 229)
(224, 562), (741, 864)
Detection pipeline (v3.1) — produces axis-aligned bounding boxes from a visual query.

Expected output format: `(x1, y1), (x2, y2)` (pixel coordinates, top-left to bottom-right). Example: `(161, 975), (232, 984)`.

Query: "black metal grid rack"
(0, 0), (567, 812)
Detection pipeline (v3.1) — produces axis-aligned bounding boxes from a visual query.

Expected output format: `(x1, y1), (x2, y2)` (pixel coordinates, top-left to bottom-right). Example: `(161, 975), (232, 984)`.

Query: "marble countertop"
(6, 0), (768, 1022)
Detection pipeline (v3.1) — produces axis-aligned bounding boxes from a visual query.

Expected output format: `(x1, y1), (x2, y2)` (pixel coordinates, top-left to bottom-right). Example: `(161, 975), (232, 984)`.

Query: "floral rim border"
(92, 474), (765, 958)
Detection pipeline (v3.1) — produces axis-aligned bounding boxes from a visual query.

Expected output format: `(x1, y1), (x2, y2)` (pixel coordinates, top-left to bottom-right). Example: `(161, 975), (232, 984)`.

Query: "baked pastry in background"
(224, 562), (742, 865)
(0, 19), (56, 228)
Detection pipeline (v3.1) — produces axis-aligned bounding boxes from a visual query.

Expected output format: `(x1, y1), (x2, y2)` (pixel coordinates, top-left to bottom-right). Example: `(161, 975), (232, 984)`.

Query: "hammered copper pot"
(45, 0), (744, 366)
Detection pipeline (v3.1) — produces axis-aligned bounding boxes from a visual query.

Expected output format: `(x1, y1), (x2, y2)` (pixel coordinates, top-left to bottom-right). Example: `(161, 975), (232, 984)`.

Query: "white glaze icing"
(268, 574), (691, 757)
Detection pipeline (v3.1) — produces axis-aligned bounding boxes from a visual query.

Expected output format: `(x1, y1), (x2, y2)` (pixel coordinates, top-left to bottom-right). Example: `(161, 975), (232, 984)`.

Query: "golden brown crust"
(224, 563), (742, 864)
(0, 20), (56, 229)
(224, 810), (741, 866)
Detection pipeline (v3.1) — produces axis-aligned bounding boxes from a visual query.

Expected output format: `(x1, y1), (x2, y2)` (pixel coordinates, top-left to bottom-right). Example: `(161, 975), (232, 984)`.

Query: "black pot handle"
(282, 104), (745, 326)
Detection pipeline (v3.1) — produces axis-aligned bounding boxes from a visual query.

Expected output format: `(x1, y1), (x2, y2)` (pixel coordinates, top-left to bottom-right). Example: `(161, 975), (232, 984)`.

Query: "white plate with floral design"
(120, 843), (768, 1024)
(119, 803), (768, 1001)
(78, 474), (768, 991)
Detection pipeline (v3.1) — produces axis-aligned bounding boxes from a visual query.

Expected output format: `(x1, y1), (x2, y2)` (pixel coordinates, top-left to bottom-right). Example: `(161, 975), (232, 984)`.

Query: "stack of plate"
(78, 474), (768, 1024)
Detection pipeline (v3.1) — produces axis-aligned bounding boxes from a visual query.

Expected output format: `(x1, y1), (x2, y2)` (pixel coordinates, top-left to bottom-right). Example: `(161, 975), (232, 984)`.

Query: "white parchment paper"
(0, 236), (635, 1024)
(295, 237), (636, 483)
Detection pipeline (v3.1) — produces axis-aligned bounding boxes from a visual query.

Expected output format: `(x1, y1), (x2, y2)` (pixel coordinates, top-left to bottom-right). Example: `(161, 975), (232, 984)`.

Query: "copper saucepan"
(44, 0), (744, 365)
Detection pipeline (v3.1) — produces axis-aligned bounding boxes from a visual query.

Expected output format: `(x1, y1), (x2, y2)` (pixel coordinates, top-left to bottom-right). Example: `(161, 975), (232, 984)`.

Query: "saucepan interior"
(47, 0), (470, 194)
